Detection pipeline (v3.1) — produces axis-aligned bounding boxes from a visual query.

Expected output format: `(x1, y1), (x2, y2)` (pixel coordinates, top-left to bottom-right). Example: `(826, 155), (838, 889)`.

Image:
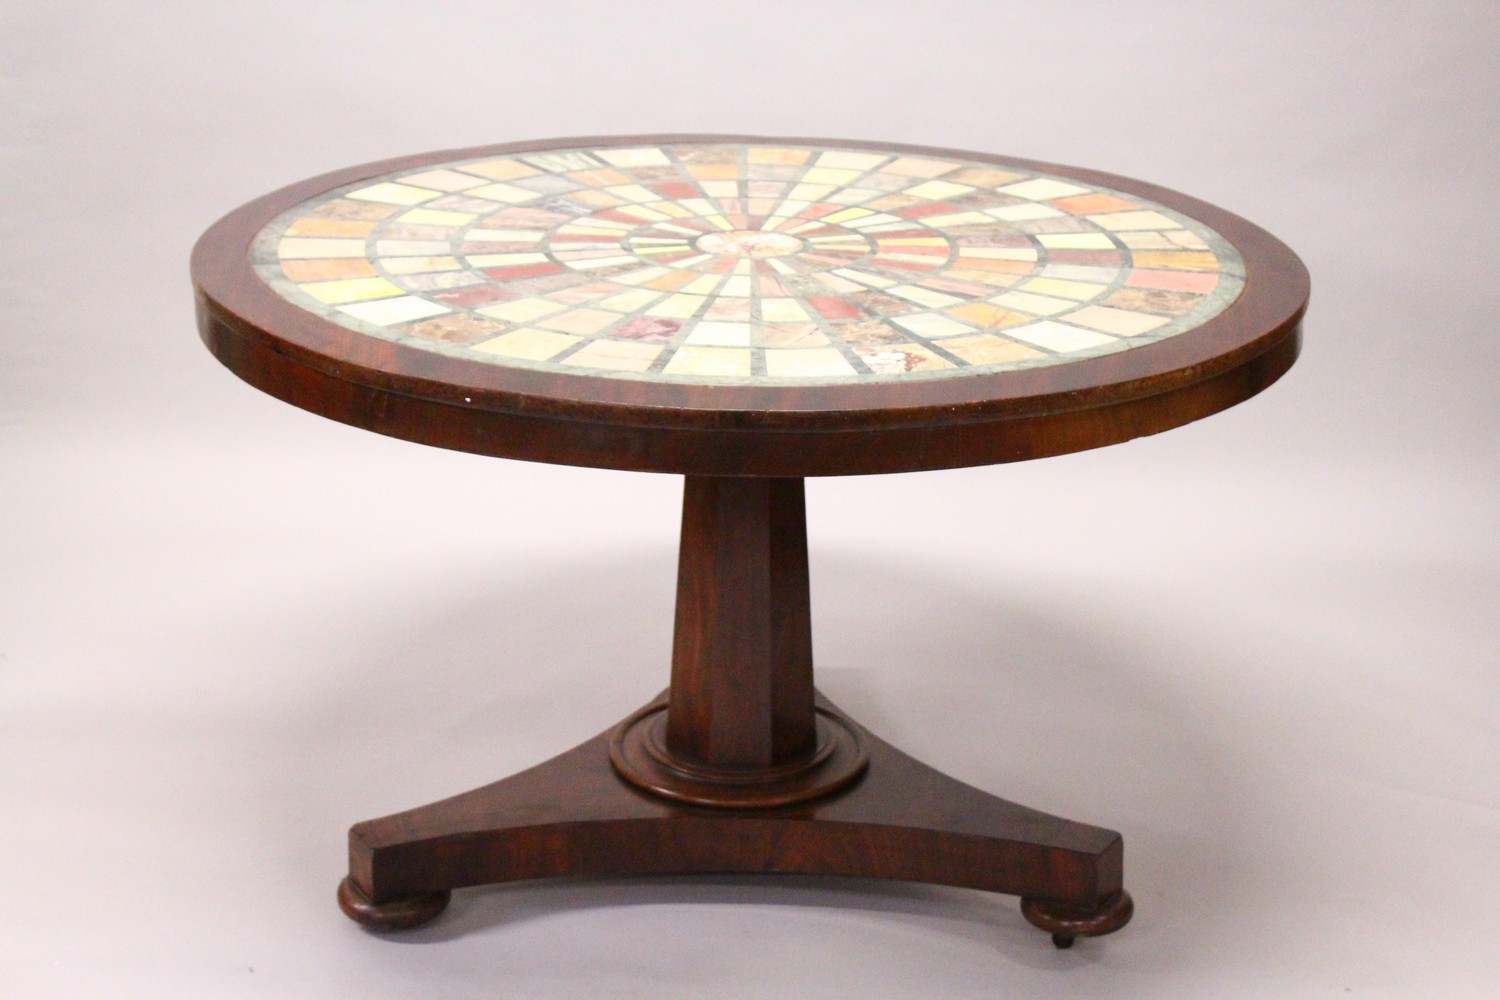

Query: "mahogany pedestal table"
(191, 136), (1307, 949)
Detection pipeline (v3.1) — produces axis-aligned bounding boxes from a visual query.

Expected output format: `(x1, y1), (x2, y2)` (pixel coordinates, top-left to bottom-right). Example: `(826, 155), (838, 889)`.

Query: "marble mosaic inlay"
(252, 143), (1246, 385)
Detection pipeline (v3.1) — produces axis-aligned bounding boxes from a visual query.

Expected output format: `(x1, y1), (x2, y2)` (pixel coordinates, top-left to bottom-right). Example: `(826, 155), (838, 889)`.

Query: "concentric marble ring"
(252, 142), (1245, 385)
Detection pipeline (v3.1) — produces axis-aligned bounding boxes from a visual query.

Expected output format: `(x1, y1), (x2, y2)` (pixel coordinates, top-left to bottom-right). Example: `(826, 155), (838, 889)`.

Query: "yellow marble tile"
(888, 285), (962, 308)
(471, 327), (581, 361)
(460, 159), (542, 182)
(945, 302), (1029, 328)
(606, 184), (659, 203)
(337, 296), (449, 326)
(816, 150), (887, 170)
(748, 147), (811, 165)
(686, 164), (739, 180)
(398, 208), (477, 227)
(945, 167), (1027, 187)
(765, 347), (857, 378)
(647, 294), (707, 318)
(537, 308), (620, 335)
(822, 207), (873, 225)
(300, 277), (404, 304)
(1130, 251), (1220, 271)
(760, 298), (811, 323)
(802, 167), (864, 186)
(278, 237), (367, 259)
(561, 339), (663, 371)
(346, 182), (441, 206)
(685, 321), (750, 347)
(281, 258), (376, 282)
(466, 183), (543, 204)
(788, 183), (835, 201)
(1086, 210), (1181, 231)
(826, 187), (879, 206)
(595, 147), (671, 168)
(598, 288), (665, 312)
(986, 203), (1064, 221)
(398, 168), (490, 192)
(917, 211), (994, 227)
(662, 346), (751, 378)
(904, 180), (975, 201)
(891, 313), (973, 339)
(286, 218), (377, 238)
(683, 274), (724, 295)
(996, 178), (1090, 201)
(1021, 277), (1109, 301)
(991, 290), (1076, 316)
(881, 157), (960, 178)
(1004, 320), (1117, 352)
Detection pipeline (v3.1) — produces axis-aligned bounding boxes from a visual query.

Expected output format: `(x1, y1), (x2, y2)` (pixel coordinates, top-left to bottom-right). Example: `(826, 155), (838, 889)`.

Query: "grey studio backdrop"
(2, 2), (1496, 998)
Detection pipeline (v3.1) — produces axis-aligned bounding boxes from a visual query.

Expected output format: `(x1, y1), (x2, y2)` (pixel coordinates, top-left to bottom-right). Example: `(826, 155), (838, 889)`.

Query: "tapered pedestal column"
(339, 476), (1131, 947)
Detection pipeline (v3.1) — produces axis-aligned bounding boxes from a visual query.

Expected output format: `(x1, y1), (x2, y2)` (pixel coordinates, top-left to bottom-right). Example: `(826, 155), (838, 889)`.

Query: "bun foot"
(1021, 889), (1133, 948)
(337, 877), (450, 931)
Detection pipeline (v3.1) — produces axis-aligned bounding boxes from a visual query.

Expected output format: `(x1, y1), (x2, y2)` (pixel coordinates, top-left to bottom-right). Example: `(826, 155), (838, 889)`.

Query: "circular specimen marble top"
(193, 136), (1307, 476)
(249, 141), (1246, 386)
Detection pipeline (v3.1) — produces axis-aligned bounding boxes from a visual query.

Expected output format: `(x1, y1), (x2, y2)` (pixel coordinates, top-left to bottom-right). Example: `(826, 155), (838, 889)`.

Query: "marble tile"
(461, 159), (542, 182)
(537, 308), (620, 336)
(661, 346), (752, 378)
(337, 295), (450, 325)
(471, 327), (581, 361)
(1065, 305), (1170, 337)
(561, 338), (663, 371)
(761, 322), (829, 348)
(996, 178), (1090, 201)
(302, 277), (403, 304)
(401, 271), (484, 292)
(476, 297), (568, 323)
(945, 302), (1030, 329)
(346, 182), (442, 206)
(278, 237), (366, 259)
(991, 290), (1077, 316)
(286, 218), (377, 238)
(856, 343), (955, 373)
(612, 316), (681, 342)
(937, 334), (1044, 366)
(403, 313), (504, 344)
(891, 313), (974, 339)
(1004, 321), (1117, 352)
(595, 147), (672, 168)
(259, 142), (1243, 384)
(400, 168), (491, 192)
(281, 258), (377, 282)
(764, 347), (857, 378)
(685, 321), (751, 347)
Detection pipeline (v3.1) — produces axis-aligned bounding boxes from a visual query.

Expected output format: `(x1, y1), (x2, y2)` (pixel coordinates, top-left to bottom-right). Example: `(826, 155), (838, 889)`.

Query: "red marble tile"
(808, 296), (864, 319)
(482, 262), (567, 281)
(431, 284), (515, 309)
(1046, 250), (1124, 266)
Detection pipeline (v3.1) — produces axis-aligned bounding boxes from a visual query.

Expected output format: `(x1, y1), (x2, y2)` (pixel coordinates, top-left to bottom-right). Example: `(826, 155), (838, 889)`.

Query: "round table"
(192, 135), (1307, 947)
